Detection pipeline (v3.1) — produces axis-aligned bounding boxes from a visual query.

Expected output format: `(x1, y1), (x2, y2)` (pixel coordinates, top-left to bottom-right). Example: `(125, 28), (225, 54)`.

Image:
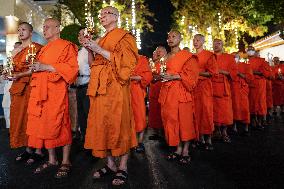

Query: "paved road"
(1, 117), (284, 189)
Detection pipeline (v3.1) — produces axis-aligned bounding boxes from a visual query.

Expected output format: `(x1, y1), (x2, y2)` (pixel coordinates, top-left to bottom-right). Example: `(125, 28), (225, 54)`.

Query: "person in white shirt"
(75, 28), (94, 142)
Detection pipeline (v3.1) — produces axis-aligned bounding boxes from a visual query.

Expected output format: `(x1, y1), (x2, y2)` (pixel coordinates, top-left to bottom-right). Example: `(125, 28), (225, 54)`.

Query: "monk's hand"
(162, 73), (180, 81)
(30, 62), (55, 72)
(130, 76), (142, 81)
(238, 72), (246, 79)
(84, 39), (102, 54)
(219, 70), (230, 76)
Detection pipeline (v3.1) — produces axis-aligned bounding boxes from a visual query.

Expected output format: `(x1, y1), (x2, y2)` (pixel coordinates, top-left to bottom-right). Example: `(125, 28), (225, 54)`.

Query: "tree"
(170, 0), (282, 52)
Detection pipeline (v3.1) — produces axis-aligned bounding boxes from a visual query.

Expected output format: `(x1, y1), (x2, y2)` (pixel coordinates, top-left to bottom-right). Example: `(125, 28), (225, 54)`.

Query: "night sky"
(141, 0), (174, 56)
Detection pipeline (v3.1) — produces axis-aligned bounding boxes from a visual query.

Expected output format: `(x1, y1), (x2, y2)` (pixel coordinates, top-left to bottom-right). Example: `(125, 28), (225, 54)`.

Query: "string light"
(181, 16), (185, 25)
(136, 28), (141, 49)
(206, 26), (213, 50)
(235, 27), (239, 50)
(131, 0), (136, 35)
(126, 17), (129, 31)
(218, 12), (222, 29)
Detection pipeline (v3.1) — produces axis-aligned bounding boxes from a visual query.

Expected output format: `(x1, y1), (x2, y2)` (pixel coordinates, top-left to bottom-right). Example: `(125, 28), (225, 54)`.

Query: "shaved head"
(194, 34), (205, 42)
(43, 18), (61, 41)
(168, 29), (181, 39)
(102, 6), (119, 16)
(19, 22), (33, 32)
(45, 18), (60, 27)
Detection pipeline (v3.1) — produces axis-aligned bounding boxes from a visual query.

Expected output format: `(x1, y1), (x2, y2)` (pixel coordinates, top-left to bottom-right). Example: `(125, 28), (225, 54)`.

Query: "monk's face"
(43, 19), (60, 41)
(99, 7), (118, 27)
(273, 57), (280, 65)
(167, 31), (181, 48)
(213, 39), (223, 53)
(18, 24), (32, 41)
(193, 35), (204, 50)
(155, 47), (167, 59)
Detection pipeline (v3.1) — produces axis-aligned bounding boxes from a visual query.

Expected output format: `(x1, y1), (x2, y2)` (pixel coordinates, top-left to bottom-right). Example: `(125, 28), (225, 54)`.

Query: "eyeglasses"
(98, 11), (117, 19)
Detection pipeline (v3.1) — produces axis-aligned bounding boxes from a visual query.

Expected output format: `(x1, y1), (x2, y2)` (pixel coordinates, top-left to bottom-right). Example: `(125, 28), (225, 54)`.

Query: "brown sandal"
(54, 164), (72, 179)
(34, 161), (58, 174)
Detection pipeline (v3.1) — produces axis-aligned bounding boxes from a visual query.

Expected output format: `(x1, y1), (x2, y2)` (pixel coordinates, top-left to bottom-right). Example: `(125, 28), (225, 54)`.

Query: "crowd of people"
(1, 5), (284, 187)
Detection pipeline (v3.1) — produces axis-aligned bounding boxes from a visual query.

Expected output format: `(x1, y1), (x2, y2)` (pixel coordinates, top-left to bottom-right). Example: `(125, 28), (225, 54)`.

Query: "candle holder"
(149, 58), (156, 73)
(26, 44), (37, 64)
(84, 16), (96, 39)
(160, 56), (168, 82)
(3, 53), (14, 79)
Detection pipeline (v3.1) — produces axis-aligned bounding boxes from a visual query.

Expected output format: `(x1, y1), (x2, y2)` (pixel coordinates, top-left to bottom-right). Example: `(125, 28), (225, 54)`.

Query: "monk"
(212, 39), (237, 142)
(159, 30), (199, 164)
(247, 46), (270, 129)
(83, 6), (138, 186)
(130, 55), (152, 153)
(26, 18), (78, 178)
(2, 22), (43, 164)
(272, 57), (283, 117)
(231, 53), (253, 135)
(148, 46), (167, 140)
(193, 34), (218, 149)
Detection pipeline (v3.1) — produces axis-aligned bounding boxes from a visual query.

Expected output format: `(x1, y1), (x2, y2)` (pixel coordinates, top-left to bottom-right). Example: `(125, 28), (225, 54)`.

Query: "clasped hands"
(161, 73), (180, 81)
(83, 38), (102, 54)
(29, 62), (54, 72)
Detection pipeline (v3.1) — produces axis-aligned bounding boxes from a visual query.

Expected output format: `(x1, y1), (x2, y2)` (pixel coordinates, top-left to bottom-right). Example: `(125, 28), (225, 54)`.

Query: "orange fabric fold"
(130, 56), (152, 132)
(9, 42), (42, 148)
(158, 50), (199, 146)
(193, 50), (218, 135)
(212, 53), (237, 126)
(231, 63), (253, 124)
(26, 39), (78, 148)
(84, 28), (138, 158)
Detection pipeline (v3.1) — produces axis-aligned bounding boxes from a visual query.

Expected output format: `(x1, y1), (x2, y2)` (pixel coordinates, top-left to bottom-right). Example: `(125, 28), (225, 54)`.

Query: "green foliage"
(170, 0), (282, 52)
(51, 0), (153, 34)
(60, 24), (81, 46)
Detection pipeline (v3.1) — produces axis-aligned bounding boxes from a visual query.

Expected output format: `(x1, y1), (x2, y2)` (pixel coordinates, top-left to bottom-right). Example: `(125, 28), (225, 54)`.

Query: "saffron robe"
(193, 50), (218, 135)
(158, 50), (199, 146)
(148, 62), (163, 129)
(84, 28), (138, 158)
(248, 57), (271, 116)
(272, 65), (284, 106)
(9, 43), (42, 148)
(212, 53), (237, 126)
(231, 63), (253, 124)
(130, 56), (152, 132)
(26, 39), (78, 149)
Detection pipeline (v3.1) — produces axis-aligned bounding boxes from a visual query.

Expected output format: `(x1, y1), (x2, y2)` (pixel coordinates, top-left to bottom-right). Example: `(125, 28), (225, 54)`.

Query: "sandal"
(15, 151), (32, 162)
(223, 135), (231, 143)
(34, 161), (58, 174)
(179, 155), (191, 164)
(112, 170), (128, 186)
(93, 165), (116, 179)
(54, 164), (72, 179)
(166, 152), (180, 161)
(26, 153), (45, 165)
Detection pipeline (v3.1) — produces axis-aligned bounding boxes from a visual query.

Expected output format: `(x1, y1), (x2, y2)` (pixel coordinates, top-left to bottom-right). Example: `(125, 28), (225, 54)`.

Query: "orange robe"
(266, 65), (274, 109)
(231, 63), (253, 124)
(26, 39), (78, 149)
(159, 50), (199, 146)
(248, 57), (271, 116)
(193, 50), (218, 135)
(148, 62), (163, 129)
(130, 56), (152, 132)
(272, 65), (284, 106)
(84, 28), (138, 158)
(212, 53), (237, 126)
(9, 43), (42, 148)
